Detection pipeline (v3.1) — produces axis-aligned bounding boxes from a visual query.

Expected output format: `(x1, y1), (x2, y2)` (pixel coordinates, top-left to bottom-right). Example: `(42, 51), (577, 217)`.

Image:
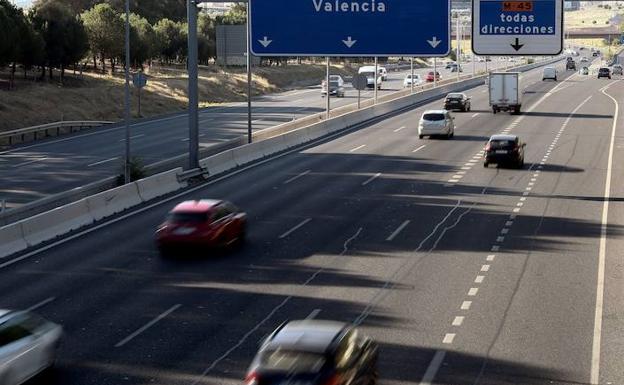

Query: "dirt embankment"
(0, 63), (357, 132)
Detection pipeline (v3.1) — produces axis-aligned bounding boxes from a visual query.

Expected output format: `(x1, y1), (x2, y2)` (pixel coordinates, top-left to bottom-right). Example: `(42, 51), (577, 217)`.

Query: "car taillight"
(244, 372), (259, 385)
(485, 144), (491, 152)
(512, 145), (520, 153)
(322, 374), (342, 385)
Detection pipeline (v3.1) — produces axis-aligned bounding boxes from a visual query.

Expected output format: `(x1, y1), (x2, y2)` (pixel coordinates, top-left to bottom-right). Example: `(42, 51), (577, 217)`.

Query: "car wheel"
(368, 369), (379, 385)
(467, 104), (471, 112)
(419, 135), (424, 139)
(493, 107), (498, 114)
(483, 162), (489, 168)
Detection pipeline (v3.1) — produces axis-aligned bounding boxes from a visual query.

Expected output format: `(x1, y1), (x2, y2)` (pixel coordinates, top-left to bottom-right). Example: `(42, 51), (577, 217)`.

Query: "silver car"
(418, 110), (455, 139)
(0, 310), (62, 385)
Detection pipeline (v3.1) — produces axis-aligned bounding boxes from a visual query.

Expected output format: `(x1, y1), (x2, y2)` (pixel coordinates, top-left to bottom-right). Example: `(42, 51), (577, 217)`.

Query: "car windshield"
(167, 212), (208, 223)
(260, 350), (326, 373)
(423, 113), (445, 121)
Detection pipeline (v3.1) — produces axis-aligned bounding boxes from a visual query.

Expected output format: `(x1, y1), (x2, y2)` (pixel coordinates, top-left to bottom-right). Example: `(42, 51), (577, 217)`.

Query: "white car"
(403, 74), (422, 87)
(418, 110), (455, 139)
(542, 67), (557, 81)
(0, 310), (62, 385)
(580, 57), (589, 63)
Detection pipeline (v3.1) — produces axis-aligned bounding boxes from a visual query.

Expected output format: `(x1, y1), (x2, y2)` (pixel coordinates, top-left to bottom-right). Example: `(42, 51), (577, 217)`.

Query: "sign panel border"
(471, 0), (564, 56)
(249, 0), (452, 57)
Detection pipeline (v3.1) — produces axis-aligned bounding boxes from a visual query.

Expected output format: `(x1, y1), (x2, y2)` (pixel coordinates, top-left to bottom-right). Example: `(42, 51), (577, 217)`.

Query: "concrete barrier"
(0, 223), (27, 259)
(85, 182), (143, 222)
(21, 199), (93, 247)
(136, 168), (186, 202)
(232, 144), (267, 167)
(200, 149), (237, 176)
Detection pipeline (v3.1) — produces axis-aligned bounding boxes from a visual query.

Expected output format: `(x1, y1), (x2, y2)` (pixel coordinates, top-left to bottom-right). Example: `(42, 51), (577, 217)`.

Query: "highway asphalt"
(0, 58), (519, 210)
(1, 55), (622, 385)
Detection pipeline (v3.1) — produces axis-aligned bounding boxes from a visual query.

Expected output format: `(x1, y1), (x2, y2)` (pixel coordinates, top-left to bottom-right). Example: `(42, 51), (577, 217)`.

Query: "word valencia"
(312, 0), (387, 13)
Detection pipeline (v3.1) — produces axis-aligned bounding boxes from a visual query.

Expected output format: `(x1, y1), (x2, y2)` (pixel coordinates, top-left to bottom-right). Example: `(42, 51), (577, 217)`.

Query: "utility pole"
(123, 0), (131, 183)
(187, 0), (199, 170)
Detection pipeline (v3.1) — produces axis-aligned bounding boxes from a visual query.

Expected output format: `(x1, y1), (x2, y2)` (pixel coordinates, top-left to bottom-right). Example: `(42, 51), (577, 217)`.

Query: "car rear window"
(0, 321), (32, 347)
(447, 94), (463, 100)
(329, 81), (340, 87)
(261, 350), (326, 373)
(489, 140), (515, 149)
(600, 68), (609, 72)
(423, 113), (445, 121)
(168, 212), (208, 223)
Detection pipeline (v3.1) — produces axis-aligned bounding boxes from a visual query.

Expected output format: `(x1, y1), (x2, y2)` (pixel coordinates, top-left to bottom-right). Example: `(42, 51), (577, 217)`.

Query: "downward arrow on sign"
(342, 36), (357, 48)
(258, 36), (272, 48)
(511, 38), (524, 51)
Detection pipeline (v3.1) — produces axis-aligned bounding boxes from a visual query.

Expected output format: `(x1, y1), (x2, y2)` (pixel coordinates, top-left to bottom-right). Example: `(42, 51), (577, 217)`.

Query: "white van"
(378, 66), (388, 80)
(358, 66), (383, 89)
(542, 67), (557, 81)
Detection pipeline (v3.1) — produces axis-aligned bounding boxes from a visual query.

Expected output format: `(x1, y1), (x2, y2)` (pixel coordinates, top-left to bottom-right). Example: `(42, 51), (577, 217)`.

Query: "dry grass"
(0, 63), (356, 132)
(565, 6), (620, 29)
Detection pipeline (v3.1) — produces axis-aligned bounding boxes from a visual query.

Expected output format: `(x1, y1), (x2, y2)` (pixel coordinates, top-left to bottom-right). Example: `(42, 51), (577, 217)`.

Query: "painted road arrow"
(342, 36), (357, 48)
(427, 37), (441, 48)
(258, 36), (273, 48)
(510, 38), (525, 51)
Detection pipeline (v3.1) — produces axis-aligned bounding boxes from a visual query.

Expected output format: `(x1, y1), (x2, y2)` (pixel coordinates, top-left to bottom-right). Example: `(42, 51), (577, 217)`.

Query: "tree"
(0, 0), (21, 68)
(81, 3), (124, 73)
(154, 18), (186, 63)
(29, 0), (89, 82)
(128, 13), (157, 68)
(216, 2), (247, 25)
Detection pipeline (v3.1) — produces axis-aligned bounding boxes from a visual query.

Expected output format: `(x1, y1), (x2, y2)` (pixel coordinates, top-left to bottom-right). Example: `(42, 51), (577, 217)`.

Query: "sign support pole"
(326, 57), (330, 119)
(187, 0), (199, 170)
(374, 56), (378, 104)
(410, 57), (414, 93)
(123, 0), (131, 183)
(456, 12), (461, 82)
(247, 4), (252, 143)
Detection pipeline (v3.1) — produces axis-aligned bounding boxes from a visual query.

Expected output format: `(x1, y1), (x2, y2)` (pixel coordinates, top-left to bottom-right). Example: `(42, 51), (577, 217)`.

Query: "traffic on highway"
(1, 1), (624, 385)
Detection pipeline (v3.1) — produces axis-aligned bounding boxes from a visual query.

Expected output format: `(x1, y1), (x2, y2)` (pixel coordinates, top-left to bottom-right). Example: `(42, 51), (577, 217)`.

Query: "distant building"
(564, 1), (581, 11)
(199, 2), (235, 15)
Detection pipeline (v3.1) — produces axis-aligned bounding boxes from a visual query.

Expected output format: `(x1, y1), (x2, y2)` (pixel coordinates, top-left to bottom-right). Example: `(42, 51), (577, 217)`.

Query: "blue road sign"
(472, 0), (563, 56)
(249, 0), (450, 57)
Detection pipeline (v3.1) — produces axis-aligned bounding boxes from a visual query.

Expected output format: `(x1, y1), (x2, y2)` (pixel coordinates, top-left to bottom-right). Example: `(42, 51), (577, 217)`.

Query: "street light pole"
(124, 0), (131, 183)
(326, 56), (330, 119)
(187, 0), (199, 170)
(374, 56), (378, 104)
(456, 12), (461, 82)
(246, 3), (252, 143)
(410, 56), (414, 93)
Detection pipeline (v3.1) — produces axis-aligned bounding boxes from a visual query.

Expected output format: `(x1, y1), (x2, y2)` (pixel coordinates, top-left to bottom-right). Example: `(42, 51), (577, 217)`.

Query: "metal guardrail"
(0, 121), (113, 147)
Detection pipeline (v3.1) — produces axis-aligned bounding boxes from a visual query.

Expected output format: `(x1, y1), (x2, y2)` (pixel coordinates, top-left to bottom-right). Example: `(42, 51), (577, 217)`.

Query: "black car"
(598, 67), (611, 79)
(245, 320), (378, 385)
(593, 51), (601, 57)
(484, 134), (525, 168)
(444, 93), (471, 112)
(566, 60), (576, 71)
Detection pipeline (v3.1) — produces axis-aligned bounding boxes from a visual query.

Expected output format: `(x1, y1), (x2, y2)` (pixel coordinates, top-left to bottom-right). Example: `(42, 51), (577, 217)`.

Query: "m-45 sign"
(250, 0), (451, 57)
(472, 0), (563, 55)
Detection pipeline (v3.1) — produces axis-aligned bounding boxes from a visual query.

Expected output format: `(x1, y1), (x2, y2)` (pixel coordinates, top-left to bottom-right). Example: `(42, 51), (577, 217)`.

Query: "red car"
(156, 200), (247, 253)
(425, 71), (441, 82)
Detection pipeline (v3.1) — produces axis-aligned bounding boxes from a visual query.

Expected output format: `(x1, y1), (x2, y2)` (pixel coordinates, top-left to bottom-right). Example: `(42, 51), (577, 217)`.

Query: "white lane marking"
(452, 316), (465, 326)
(452, 175), (464, 179)
(481, 265), (491, 272)
(461, 167), (471, 170)
(456, 171), (466, 175)
(461, 301), (472, 310)
(181, 138), (190, 142)
(118, 134), (145, 142)
(349, 144), (367, 152)
(413, 145), (427, 153)
(468, 288), (479, 296)
(497, 236), (505, 243)
(513, 208), (521, 213)
(278, 218), (312, 239)
(115, 304), (181, 348)
(15, 157), (48, 167)
(520, 197), (527, 202)
(529, 182), (535, 186)
(26, 297), (56, 312)
(448, 179), (460, 183)
(591, 82), (619, 384)
(526, 187), (532, 191)
(394, 126), (406, 132)
(442, 333), (456, 344)
(386, 220), (411, 241)
(419, 350), (446, 385)
(491, 245), (500, 252)
(505, 221), (513, 226)
(471, 113), (480, 118)
(501, 228), (509, 235)
(487, 254), (496, 262)
(362, 173), (382, 186)
(523, 191), (530, 196)
(88, 157), (119, 167)
(475, 276), (485, 284)
(283, 170), (311, 185)
(517, 203), (524, 207)
(305, 309), (321, 320)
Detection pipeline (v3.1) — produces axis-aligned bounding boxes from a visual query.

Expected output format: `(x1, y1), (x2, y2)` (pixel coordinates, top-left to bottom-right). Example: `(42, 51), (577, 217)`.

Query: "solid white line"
(386, 220), (410, 241)
(26, 297), (56, 312)
(394, 126), (406, 132)
(452, 316), (465, 326)
(362, 173), (382, 186)
(283, 170), (311, 184)
(305, 309), (321, 320)
(590, 82), (619, 384)
(442, 333), (455, 344)
(419, 350), (446, 385)
(413, 145), (427, 153)
(115, 304), (181, 348)
(349, 144), (367, 152)
(88, 157), (119, 167)
(278, 218), (312, 239)
(15, 157), (47, 167)
(118, 134), (145, 142)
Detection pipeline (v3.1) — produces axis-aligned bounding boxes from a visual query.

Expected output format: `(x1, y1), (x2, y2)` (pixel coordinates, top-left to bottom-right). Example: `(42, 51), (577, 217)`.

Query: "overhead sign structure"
(472, 0), (563, 56)
(249, 0), (451, 57)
